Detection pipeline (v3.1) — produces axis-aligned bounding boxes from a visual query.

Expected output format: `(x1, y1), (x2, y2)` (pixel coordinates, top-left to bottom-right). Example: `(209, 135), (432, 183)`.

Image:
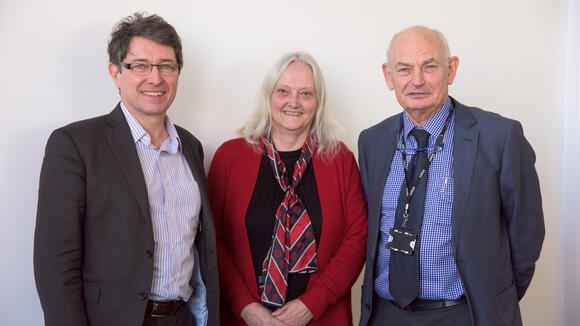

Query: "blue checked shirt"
(121, 103), (201, 301)
(374, 97), (465, 300)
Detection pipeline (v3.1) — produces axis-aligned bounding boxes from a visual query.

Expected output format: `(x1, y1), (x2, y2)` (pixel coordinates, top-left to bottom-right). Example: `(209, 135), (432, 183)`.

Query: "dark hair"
(107, 12), (183, 69)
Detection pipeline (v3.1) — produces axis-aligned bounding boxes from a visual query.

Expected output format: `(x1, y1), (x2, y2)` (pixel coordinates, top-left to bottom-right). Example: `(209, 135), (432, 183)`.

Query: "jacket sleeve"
(33, 128), (90, 326)
(207, 144), (258, 317)
(499, 121), (545, 300)
(298, 148), (368, 318)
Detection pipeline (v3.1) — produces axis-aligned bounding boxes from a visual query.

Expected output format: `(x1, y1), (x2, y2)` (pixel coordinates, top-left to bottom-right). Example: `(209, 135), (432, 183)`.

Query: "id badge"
(386, 227), (417, 255)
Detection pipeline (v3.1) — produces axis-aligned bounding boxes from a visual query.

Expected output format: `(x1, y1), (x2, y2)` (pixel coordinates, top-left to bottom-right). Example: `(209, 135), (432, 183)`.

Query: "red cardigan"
(208, 138), (368, 325)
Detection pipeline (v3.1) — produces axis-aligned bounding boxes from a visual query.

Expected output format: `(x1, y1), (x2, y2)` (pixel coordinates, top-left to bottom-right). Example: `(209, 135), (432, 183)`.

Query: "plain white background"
(1, 0), (578, 325)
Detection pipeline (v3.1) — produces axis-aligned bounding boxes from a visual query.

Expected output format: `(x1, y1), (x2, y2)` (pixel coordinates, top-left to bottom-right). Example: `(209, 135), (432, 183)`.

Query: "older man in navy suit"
(358, 26), (544, 326)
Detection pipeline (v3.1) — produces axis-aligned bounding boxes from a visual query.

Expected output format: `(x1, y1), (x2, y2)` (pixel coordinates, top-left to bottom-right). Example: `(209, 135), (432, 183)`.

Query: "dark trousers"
(142, 301), (195, 326)
(369, 297), (472, 326)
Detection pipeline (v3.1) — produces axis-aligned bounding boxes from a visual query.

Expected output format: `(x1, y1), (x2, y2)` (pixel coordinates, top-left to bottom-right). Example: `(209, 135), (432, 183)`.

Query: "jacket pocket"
(495, 281), (522, 325)
(83, 280), (101, 303)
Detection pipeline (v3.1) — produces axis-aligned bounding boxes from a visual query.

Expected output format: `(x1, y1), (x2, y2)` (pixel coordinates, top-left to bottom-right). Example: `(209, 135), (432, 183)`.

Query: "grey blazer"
(34, 104), (219, 326)
(357, 97), (544, 326)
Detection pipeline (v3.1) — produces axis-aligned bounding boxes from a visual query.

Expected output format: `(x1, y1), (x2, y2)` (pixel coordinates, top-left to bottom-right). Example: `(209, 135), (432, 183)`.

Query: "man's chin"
(403, 105), (432, 112)
(141, 104), (170, 115)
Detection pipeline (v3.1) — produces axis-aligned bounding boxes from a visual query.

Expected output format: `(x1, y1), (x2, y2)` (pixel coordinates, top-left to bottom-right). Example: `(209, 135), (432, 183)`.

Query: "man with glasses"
(358, 26), (544, 325)
(34, 12), (219, 326)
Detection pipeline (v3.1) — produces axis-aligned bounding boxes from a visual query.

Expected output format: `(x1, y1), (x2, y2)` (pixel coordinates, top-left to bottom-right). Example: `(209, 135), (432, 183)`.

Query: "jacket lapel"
(178, 132), (206, 192)
(373, 119), (399, 203)
(103, 104), (151, 222)
(451, 98), (478, 249)
(368, 116), (400, 259)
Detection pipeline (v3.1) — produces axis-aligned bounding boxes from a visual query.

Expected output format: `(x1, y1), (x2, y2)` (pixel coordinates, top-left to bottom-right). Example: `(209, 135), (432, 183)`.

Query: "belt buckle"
(150, 301), (165, 318)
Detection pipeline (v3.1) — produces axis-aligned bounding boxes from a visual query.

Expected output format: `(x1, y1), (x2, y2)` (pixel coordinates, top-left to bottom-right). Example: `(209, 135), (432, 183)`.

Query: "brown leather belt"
(146, 299), (184, 318)
(402, 296), (467, 312)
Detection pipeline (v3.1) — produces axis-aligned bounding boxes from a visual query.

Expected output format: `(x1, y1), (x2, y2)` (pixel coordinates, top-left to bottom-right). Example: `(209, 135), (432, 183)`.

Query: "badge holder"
(386, 227), (417, 255)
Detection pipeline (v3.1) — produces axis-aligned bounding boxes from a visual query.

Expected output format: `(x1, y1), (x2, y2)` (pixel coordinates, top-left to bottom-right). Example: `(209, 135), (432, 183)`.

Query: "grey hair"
(386, 26), (451, 67)
(238, 51), (342, 158)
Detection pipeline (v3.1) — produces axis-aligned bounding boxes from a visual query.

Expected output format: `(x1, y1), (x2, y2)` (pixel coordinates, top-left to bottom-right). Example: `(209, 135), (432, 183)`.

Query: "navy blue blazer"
(357, 98), (544, 326)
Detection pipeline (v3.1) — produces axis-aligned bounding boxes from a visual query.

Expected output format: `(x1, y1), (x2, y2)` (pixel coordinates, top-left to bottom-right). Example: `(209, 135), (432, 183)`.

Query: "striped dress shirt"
(121, 103), (201, 301)
(374, 97), (465, 301)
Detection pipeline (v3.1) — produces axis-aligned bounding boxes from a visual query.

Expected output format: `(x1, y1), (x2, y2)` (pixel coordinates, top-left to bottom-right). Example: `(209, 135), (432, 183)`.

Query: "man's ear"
(447, 56), (459, 85)
(382, 63), (395, 90)
(108, 63), (121, 89)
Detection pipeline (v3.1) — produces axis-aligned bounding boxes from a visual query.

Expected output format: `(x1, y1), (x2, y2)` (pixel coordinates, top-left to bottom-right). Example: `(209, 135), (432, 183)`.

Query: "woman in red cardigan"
(208, 51), (367, 326)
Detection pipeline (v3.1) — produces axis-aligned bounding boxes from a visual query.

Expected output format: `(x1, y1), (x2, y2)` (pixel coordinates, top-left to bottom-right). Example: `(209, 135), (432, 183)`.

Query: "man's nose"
(411, 70), (425, 86)
(146, 65), (163, 83)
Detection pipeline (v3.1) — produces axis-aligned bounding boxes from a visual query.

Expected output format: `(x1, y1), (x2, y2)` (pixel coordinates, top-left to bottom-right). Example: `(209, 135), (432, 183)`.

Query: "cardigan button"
(138, 292), (147, 300)
(145, 250), (153, 258)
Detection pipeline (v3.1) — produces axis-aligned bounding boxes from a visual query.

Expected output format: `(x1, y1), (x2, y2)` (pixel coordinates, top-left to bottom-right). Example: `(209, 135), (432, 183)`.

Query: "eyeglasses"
(121, 62), (181, 76)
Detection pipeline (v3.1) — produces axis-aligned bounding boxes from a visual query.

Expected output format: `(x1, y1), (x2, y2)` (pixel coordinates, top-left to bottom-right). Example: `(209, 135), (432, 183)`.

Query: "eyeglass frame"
(121, 62), (182, 76)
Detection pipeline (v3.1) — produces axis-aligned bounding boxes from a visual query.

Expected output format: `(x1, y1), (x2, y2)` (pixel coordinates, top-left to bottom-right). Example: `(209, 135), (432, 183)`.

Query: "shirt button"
(172, 244), (176, 249)
(171, 277), (176, 283)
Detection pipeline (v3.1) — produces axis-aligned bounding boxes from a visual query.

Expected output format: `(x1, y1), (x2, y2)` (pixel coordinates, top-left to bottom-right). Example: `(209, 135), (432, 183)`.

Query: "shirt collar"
(402, 97), (452, 140)
(119, 101), (182, 154)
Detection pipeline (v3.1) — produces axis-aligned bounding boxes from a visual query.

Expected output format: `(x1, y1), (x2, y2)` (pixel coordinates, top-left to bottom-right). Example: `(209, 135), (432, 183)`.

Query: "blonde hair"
(238, 51), (341, 158)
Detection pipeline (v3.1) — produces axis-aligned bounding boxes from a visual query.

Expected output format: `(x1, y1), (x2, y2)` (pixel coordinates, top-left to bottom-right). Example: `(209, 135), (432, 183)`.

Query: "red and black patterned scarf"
(259, 137), (320, 307)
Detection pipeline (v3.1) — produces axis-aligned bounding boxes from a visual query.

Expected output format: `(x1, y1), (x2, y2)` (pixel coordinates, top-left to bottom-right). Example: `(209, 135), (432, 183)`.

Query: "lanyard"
(399, 110), (452, 228)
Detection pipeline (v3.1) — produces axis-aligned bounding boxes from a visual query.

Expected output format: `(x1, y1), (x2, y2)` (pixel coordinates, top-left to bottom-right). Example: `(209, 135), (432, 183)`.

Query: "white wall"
(563, 0), (580, 325)
(0, 0), (573, 325)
